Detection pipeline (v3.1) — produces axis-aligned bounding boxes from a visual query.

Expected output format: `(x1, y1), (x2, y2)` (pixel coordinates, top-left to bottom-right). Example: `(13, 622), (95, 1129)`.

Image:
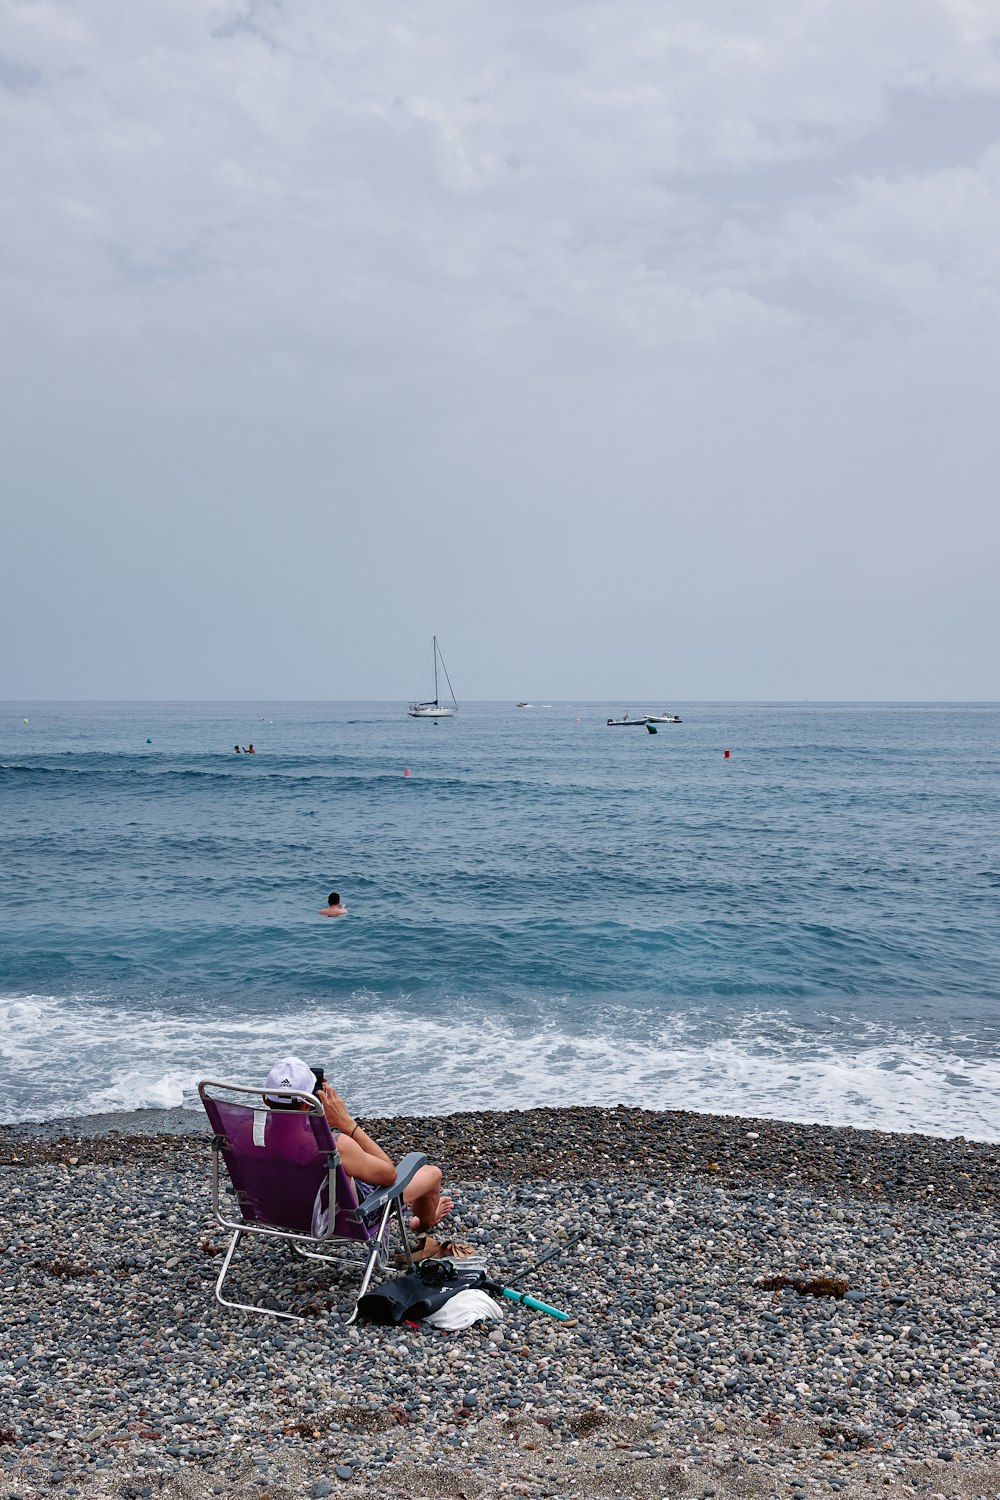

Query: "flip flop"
(431, 1237), (478, 1260)
(396, 1234), (479, 1265)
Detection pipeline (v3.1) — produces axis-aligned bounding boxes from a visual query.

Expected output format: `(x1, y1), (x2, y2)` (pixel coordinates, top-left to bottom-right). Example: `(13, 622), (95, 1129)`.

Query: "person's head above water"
(328, 892), (339, 906)
(320, 892), (346, 916)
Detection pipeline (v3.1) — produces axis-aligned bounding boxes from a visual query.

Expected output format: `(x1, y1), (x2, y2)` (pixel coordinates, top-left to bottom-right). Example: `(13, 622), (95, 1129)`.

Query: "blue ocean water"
(1, 701), (998, 1138)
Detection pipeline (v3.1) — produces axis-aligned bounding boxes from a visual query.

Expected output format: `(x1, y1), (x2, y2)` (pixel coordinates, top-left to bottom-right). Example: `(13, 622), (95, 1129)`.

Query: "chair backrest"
(200, 1082), (373, 1242)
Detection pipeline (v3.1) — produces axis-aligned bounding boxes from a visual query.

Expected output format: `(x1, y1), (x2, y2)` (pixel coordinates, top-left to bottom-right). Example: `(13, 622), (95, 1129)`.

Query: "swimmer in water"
(320, 892), (346, 917)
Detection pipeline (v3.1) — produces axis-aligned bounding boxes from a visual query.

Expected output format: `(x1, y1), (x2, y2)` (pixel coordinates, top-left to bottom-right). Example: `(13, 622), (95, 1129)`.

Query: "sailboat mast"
(433, 635), (440, 706)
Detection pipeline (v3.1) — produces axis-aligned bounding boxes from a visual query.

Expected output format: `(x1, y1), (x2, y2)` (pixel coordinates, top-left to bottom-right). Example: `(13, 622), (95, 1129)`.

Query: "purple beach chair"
(198, 1079), (426, 1324)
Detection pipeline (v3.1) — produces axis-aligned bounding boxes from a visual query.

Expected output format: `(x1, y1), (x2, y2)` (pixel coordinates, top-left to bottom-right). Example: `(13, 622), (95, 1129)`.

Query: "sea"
(1, 701), (998, 1140)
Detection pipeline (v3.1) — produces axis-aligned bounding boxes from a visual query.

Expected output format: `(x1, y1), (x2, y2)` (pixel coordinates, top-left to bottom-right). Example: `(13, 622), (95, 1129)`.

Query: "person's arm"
(335, 1131), (396, 1186)
(319, 1084), (394, 1184)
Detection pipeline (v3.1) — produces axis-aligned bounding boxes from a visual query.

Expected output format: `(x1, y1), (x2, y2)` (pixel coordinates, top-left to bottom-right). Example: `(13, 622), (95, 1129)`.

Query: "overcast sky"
(2, 0), (999, 700)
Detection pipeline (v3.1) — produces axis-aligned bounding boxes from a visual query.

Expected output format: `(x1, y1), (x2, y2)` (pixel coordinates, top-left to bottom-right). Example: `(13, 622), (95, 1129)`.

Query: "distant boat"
(645, 711), (683, 724)
(516, 701), (531, 708)
(408, 637), (458, 719)
(606, 712), (648, 727)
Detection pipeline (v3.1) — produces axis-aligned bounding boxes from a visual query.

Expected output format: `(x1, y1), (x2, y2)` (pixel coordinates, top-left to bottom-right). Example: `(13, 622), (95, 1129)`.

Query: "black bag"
(356, 1261), (486, 1326)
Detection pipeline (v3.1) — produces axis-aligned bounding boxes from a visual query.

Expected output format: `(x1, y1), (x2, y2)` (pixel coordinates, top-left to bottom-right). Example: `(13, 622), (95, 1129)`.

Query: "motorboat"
(408, 637), (458, 718)
(606, 712), (649, 726)
(645, 711), (683, 724)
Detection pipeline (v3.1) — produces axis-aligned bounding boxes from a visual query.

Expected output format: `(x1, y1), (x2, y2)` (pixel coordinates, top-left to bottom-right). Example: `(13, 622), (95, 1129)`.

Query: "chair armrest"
(356, 1151), (428, 1221)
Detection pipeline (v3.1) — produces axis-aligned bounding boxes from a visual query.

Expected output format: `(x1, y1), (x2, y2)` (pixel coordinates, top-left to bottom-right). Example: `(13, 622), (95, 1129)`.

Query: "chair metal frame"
(199, 1079), (426, 1325)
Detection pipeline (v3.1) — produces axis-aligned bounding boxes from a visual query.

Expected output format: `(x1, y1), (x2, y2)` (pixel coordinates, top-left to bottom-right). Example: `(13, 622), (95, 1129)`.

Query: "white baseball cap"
(264, 1056), (316, 1102)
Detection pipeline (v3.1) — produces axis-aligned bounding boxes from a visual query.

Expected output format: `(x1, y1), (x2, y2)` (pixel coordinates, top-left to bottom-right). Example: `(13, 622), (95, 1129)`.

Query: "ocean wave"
(2, 993), (997, 1141)
(0, 755), (620, 799)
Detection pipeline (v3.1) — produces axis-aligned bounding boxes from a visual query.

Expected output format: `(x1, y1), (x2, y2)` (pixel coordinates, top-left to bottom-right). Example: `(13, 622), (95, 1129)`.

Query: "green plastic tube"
(500, 1287), (571, 1320)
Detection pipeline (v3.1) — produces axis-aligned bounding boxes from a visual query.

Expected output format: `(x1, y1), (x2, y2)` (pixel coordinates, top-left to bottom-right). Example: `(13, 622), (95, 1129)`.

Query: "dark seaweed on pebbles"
(1, 1105), (998, 1500)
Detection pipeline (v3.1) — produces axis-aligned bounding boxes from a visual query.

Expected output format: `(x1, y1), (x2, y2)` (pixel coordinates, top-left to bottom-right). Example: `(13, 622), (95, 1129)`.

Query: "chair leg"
(292, 1243), (351, 1265)
(393, 1197), (415, 1270)
(344, 1238), (384, 1326)
(214, 1228), (304, 1324)
(213, 1204), (416, 1327)
(344, 1198), (399, 1325)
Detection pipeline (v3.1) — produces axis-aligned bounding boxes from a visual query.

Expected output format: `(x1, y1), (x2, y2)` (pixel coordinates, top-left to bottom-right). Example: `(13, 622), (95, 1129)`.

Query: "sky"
(2, 0), (999, 701)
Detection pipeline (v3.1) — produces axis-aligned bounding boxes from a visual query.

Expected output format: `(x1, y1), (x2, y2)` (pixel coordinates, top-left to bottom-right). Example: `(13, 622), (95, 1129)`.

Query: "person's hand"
(319, 1082), (354, 1134)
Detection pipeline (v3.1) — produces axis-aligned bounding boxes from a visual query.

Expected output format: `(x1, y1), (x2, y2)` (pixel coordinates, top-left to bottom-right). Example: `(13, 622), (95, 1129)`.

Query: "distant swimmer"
(320, 892), (346, 917)
(247, 743), (255, 754)
(234, 744), (241, 753)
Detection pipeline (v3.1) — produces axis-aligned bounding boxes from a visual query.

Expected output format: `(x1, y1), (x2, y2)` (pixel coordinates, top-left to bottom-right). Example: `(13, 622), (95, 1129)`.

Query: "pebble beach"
(2, 1105), (998, 1500)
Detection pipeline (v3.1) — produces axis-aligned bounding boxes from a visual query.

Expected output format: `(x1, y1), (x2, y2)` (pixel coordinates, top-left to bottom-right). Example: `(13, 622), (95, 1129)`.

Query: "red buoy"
(723, 749), (731, 759)
(403, 767), (412, 778)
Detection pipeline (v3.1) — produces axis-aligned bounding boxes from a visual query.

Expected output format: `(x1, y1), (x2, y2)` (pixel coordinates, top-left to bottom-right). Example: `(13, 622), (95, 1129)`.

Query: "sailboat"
(408, 636), (458, 718)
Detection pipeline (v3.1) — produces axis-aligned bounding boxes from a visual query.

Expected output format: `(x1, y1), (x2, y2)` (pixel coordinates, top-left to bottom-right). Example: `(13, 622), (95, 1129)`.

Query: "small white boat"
(606, 712), (649, 727)
(516, 701), (531, 708)
(645, 711), (683, 724)
(408, 637), (458, 718)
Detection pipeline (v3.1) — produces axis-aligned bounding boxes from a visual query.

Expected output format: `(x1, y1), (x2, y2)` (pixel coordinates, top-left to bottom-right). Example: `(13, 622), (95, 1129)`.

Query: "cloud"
(1, 0), (999, 695)
(3, 0), (1000, 373)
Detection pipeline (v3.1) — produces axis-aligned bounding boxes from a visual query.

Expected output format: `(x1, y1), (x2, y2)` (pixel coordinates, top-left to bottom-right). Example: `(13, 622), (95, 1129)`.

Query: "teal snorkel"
(497, 1286), (573, 1320)
(488, 1228), (588, 1323)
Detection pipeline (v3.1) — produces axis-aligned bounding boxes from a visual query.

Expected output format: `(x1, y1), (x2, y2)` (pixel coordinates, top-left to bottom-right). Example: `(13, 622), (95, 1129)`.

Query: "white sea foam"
(88, 1069), (195, 1113)
(2, 992), (998, 1141)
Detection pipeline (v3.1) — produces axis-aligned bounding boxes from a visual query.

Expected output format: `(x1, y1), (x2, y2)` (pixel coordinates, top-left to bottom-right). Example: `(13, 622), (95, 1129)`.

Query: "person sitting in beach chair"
(199, 1059), (439, 1323)
(264, 1056), (453, 1233)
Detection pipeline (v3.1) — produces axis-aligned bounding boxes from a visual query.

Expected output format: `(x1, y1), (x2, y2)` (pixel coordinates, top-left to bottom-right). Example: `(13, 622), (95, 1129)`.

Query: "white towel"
(423, 1289), (504, 1330)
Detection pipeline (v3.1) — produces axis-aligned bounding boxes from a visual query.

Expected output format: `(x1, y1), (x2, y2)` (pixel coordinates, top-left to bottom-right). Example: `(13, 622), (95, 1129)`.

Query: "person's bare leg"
(403, 1164), (454, 1231)
(409, 1194), (454, 1233)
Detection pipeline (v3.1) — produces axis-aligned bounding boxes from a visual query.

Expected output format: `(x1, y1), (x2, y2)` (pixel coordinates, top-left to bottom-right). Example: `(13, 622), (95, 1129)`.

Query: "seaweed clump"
(758, 1274), (849, 1299)
(45, 1259), (97, 1279)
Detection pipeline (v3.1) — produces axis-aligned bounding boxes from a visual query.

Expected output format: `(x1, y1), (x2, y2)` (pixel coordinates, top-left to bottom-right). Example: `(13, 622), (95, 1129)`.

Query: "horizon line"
(3, 698), (999, 707)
